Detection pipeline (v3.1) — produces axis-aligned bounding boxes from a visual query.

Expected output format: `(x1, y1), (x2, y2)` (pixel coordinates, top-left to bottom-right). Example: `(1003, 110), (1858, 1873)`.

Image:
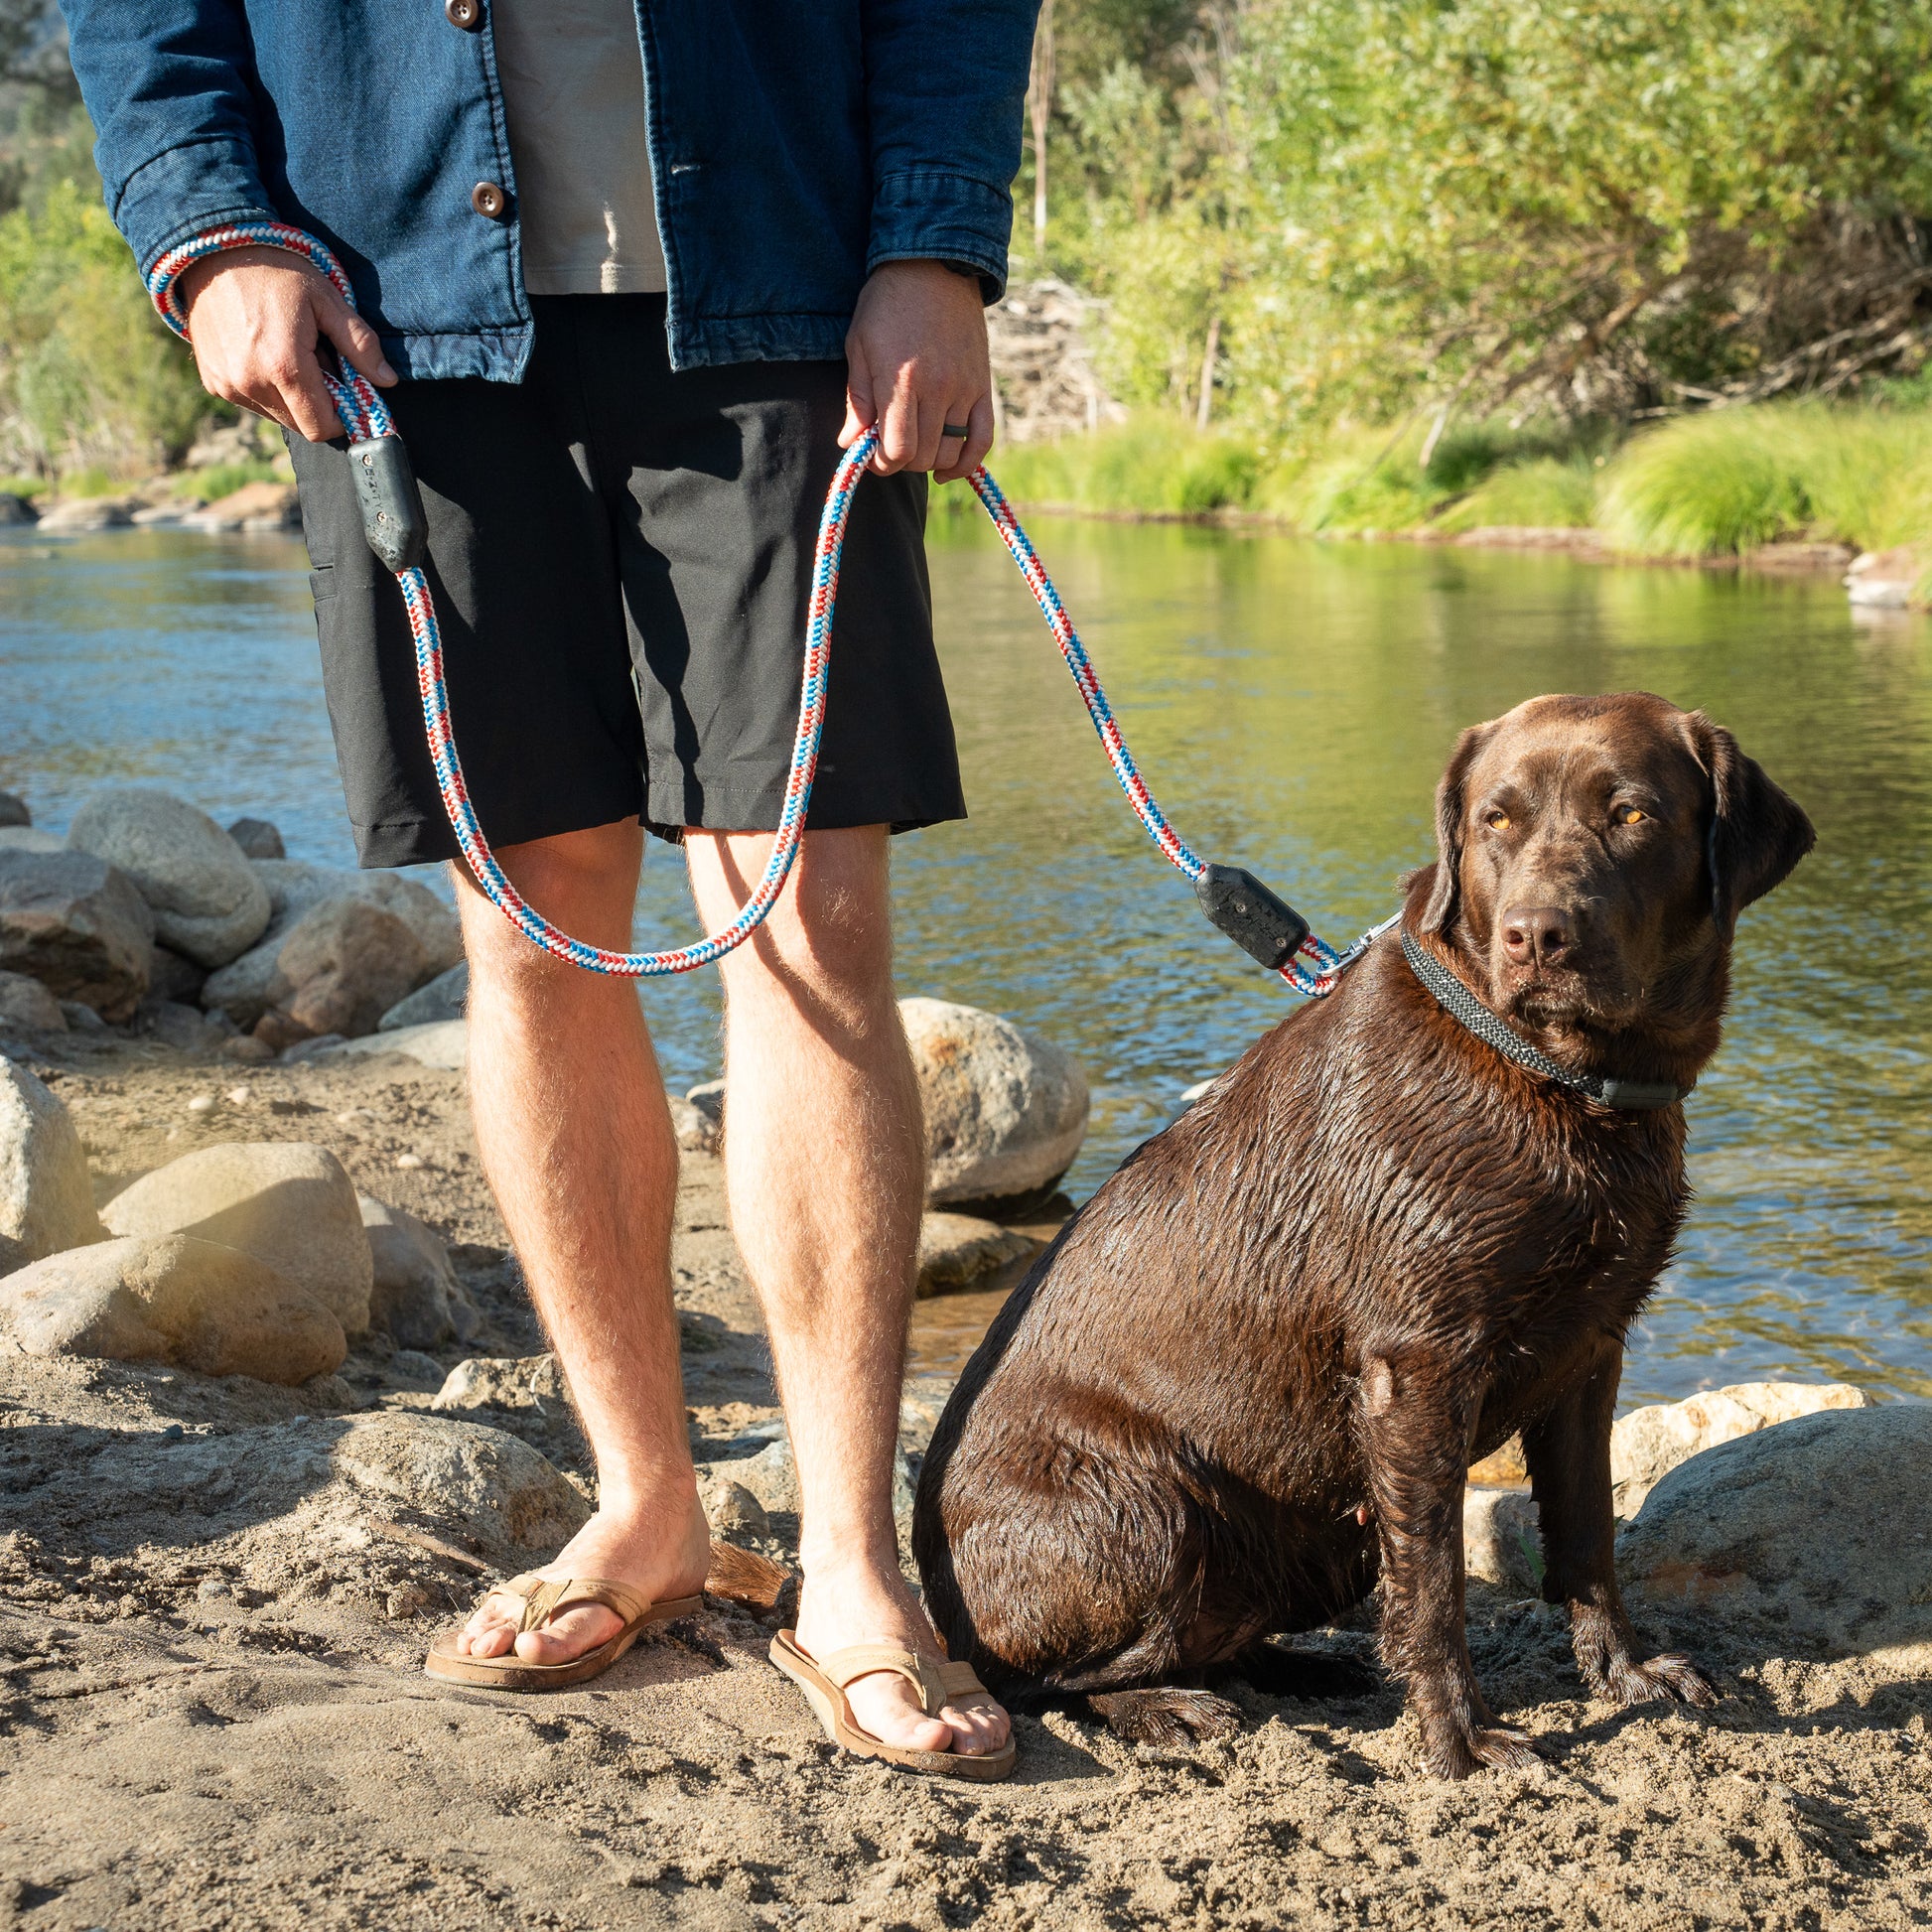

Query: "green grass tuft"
(175, 459), (281, 502)
(1434, 456), (1599, 532)
(981, 415), (1261, 514)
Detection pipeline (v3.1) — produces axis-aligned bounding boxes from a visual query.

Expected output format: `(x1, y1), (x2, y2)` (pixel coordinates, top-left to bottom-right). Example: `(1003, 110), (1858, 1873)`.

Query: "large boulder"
(1464, 1487), (1543, 1591)
(0, 1061), (102, 1273)
(67, 787), (271, 969)
(0, 848), (154, 1019)
(323, 1018), (468, 1069)
(101, 1141), (373, 1336)
(900, 997), (1088, 1207)
(0, 791), (28, 828)
(378, 959), (468, 1031)
(225, 817), (285, 861)
(1610, 1380), (1871, 1517)
(253, 897), (428, 1044)
(915, 1210), (1040, 1297)
(359, 1192), (478, 1346)
(0, 969), (67, 1033)
(1618, 1404), (1932, 1655)
(0, 1233), (345, 1384)
(0, 827), (63, 853)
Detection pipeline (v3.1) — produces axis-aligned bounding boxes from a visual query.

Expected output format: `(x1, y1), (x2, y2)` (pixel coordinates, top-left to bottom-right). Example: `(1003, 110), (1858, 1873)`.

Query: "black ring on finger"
(940, 422), (971, 440)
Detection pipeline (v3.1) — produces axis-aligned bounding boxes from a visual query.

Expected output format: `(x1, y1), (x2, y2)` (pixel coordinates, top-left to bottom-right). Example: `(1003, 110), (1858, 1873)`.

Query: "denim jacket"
(59, 0), (1037, 378)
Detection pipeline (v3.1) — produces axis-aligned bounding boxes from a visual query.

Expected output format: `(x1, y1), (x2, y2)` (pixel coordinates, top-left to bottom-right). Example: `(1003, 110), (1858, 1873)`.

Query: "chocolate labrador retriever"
(913, 691), (1814, 1777)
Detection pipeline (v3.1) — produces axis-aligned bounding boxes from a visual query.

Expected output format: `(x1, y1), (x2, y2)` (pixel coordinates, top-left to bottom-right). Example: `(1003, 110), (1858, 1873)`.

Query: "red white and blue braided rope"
(148, 221), (1369, 995)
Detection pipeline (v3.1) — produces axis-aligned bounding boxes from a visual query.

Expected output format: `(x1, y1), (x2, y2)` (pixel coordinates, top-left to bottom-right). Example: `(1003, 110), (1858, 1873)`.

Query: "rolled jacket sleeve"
(860, 0), (1039, 299)
(60, 0), (277, 275)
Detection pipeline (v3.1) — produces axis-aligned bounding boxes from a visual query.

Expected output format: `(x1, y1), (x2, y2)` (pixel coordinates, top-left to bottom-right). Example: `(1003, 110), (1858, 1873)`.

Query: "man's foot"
(793, 1553), (1011, 1757)
(455, 1487), (711, 1664)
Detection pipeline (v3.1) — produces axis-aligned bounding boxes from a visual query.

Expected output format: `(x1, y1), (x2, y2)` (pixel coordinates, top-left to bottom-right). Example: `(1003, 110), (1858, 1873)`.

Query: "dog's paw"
(1088, 1687), (1242, 1748)
(1423, 1723), (1542, 1779)
(1599, 1651), (1719, 1710)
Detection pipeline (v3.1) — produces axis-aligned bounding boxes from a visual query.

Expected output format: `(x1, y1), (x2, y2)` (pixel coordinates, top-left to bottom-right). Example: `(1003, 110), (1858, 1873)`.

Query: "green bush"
(1434, 458), (1600, 533)
(175, 459), (282, 502)
(985, 415), (1262, 514)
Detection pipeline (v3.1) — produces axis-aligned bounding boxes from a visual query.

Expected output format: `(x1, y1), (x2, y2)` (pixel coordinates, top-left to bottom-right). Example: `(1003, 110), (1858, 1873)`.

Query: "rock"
(389, 1348), (448, 1389)
(328, 1411), (591, 1552)
(359, 1192), (477, 1347)
(897, 1374), (956, 1456)
(251, 897), (428, 1041)
(180, 481), (301, 532)
(431, 1352), (571, 1416)
(101, 1141), (374, 1337)
(225, 816), (285, 861)
(1845, 545), (1919, 610)
(0, 1061), (102, 1272)
(0, 1233), (345, 1384)
(129, 999), (225, 1052)
(0, 791), (32, 827)
(1618, 1405), (1932, 1655)
(221, 1035), (274, 1064)
(129, 500), (195, 528)
(67, 787), (271, 969)
(147, 944), (207, 1005)
(322, 1018), (468, 1070)
(207, 866), (461, 1026)
(1468, 1437), (1528, 1486)
(378, 960), (468, 1031)
(36, 495), (135, 532)
(704, 1478), (769, 1537)
(0, 970), (67, 1033)
(277, 1031), (347, 1061)
(1464, 1487), (1544, 1592)
(0, 496), (31, 526)
(899, 997), (1089, 1207)
(61, 1000), (109, 1033)
(1610, 1381), (1872, 1517)
(668, 1094), (718, 1155)
(707, 1430), (915, 1526)
(686, 1079), (726, 1126)
(915, 1210), (1039, 1297)
(0, 827), (64, 853)
(0, 849), (154, 1019)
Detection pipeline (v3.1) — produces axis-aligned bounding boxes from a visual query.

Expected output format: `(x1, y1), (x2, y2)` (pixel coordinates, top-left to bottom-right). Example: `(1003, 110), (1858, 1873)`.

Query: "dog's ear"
(1417, 722), (1496, 934)
(1682, 711), (1816, 930)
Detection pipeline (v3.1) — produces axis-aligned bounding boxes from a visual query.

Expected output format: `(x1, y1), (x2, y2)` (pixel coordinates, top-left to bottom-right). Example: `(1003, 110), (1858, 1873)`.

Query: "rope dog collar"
(1399, 929), (1691, 1110)
(148, 222), (1389, 997)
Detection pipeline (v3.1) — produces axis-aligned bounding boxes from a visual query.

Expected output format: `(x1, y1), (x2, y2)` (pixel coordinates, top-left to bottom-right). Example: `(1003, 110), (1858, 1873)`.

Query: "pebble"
(224, 1086), (250, 1106)
(186, 1094), (215, 1115)
(394, 1153), (425, 1171)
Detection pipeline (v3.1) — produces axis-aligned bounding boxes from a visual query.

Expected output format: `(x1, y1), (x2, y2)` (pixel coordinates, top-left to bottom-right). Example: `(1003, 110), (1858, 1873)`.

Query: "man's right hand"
(178, 245), (398, 443)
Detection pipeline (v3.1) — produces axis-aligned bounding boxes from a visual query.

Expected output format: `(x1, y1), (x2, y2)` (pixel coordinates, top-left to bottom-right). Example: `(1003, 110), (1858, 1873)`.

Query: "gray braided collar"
(1399, 929), (1691, 1112)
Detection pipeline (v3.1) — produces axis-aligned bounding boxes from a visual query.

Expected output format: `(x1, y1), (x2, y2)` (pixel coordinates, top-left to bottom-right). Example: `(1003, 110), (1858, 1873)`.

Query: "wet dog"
(912, 691), (1814, 1777)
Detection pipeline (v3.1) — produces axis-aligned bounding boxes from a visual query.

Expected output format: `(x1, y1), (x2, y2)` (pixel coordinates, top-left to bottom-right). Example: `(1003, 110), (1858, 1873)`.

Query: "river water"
(2, 510), (1927, 1406)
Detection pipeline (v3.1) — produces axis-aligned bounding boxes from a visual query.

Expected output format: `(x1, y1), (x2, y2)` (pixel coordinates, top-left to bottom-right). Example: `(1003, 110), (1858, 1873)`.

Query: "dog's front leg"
(1359, 1353), (1539, 1777)
(1521, 1338), (1718, 1711)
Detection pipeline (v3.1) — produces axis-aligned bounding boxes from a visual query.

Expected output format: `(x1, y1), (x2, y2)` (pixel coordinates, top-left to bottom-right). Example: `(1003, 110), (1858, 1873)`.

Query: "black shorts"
(289, 295), (963, 868)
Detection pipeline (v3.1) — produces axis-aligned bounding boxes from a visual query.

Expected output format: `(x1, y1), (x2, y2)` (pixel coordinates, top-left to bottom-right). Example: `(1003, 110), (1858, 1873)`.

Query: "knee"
(718, 827), (895, 1010)
(457, 819), (643, 984)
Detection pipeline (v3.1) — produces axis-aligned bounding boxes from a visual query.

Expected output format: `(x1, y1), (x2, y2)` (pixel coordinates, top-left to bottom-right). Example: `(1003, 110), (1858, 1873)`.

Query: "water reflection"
(1, 513), (1926, 1404)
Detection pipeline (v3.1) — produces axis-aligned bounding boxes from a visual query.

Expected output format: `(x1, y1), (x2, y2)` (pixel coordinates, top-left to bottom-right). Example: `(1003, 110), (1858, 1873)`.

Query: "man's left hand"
(841, 260), (993, 483)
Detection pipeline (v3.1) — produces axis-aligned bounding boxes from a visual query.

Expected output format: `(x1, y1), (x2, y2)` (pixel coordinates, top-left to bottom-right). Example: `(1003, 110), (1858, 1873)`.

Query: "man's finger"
(873, 379), (919, 475)
(279, 358), (345, 443)
(316, 292), (397, 387)
(933, 395), (991, 485)
(235, 378), (299, 438)
(840, 337), (877, 450)
(909, 391), (948, 476)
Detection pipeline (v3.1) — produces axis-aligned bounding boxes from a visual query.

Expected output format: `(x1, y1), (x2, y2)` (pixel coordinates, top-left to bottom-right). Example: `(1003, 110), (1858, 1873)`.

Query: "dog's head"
(1411, 692), (1814, 1058)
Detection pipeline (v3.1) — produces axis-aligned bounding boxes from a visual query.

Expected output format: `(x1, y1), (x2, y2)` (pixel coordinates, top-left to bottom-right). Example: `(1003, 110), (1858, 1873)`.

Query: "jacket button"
(445, 0), (483, 26)
(471, 181), (507, 219)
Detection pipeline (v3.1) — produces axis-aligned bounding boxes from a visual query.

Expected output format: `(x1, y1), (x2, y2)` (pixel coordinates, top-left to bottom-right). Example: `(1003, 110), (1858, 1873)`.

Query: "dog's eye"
(1612, 805), (1647, 825)
(1485, 810), (1511, 830)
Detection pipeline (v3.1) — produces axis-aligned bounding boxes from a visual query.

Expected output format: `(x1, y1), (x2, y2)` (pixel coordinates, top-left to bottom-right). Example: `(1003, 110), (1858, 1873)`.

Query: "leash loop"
(148, 221), (1382, 995)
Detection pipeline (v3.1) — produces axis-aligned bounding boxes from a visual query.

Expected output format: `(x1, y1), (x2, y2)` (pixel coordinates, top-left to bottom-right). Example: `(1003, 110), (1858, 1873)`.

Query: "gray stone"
(61, 1000), (109, 1033)
(1464, 1487), (1544, 1592)
(0, 970), (67, 1033)
(704, 1478), (768, 1537)
(67, 787), (271, 969)
(225, 816), (285, 860)
(0, 495), (31, 527)
(0, 791), (34, 827)
(359, 1191), (477, 1347)
(0, 849), (154, 1020)
(36, 495), (135, 532)
(102, 1141), (374, 1336)
(668, 1093), (718, 1155)
(1618, 1405), (1932, 1655)
(251, 897), (428, 1043)
(378, 960), (468, 1031)
(899, 997), (1089, 1207)
(707, 1429), (914, 1526)
(0, 1061), (102, 1273)
(131, 999), (224, 1052)
(321, 1018), (467, 1070)
(1611, 1381), (1872, 1518)
(685, 1079), (726, 1126)
(1845, 546), (1918, 610)
(0, 1233), (345, 1385)
(915, 1210), (1040, 1298)
(147, 944), (207, 1006)
(0, 827), (64, 853)
(897, 1374), (956, 1456)
(432, 1352), (570, 1416)
(389, 1348), (448, 1388)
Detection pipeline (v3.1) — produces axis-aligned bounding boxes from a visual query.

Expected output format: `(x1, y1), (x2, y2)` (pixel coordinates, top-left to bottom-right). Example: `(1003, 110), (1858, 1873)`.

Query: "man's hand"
(841, 260), (993, 483)
(178, 245), (397, 443)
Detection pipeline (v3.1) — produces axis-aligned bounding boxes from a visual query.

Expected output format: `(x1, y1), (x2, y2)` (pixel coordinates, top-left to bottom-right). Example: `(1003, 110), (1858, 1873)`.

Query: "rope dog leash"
(149, 222), (1384, 996)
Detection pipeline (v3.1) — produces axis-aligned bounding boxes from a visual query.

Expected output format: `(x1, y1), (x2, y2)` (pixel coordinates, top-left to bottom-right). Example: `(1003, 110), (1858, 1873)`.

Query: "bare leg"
(686, 825), (1010, 1757)
(450, 821), (710, 1663)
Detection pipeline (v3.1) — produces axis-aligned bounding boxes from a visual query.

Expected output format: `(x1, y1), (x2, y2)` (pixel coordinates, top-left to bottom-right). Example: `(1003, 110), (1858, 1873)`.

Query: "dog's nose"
(1500, 904), (1575, 967)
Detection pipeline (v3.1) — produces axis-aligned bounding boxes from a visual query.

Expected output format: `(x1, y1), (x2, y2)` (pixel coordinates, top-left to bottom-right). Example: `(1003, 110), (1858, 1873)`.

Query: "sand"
(2, 1032), (1928, 1930)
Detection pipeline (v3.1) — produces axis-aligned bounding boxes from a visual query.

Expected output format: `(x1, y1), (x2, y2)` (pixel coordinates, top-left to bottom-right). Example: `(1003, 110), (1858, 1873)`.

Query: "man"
(62, 0), (1036, 1770)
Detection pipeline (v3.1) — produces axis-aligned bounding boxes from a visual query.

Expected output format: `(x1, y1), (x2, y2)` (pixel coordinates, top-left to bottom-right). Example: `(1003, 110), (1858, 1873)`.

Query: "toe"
(457, 1596), (519, 1657)
(940, 1698), (1012, 1755)
(512, 1603), (621, 1665)
(841, 1670), (954, 1754)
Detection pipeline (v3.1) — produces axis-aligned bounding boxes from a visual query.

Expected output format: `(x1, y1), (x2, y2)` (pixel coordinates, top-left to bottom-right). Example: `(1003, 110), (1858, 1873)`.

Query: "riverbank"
(2, 1027), (1929, 1929)
(977, 402), (1932, 607)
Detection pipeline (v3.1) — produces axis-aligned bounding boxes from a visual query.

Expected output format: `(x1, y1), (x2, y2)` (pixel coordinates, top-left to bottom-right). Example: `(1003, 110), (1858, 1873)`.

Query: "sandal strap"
(817, 1643), (983, 1715)
(488, 1574), (650, 1635)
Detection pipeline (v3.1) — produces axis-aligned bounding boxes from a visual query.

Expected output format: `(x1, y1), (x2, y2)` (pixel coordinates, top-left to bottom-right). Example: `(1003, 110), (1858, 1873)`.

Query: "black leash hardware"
(1399, 929), (1693, 1112)
(348, 435), (429, 572)
(1195, 864), (1311, 970)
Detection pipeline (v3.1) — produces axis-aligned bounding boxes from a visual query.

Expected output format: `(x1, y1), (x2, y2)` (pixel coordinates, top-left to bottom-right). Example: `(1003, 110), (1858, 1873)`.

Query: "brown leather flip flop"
(769, 1629), (1017, 1782)
(425, 1574), (704, 1691)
